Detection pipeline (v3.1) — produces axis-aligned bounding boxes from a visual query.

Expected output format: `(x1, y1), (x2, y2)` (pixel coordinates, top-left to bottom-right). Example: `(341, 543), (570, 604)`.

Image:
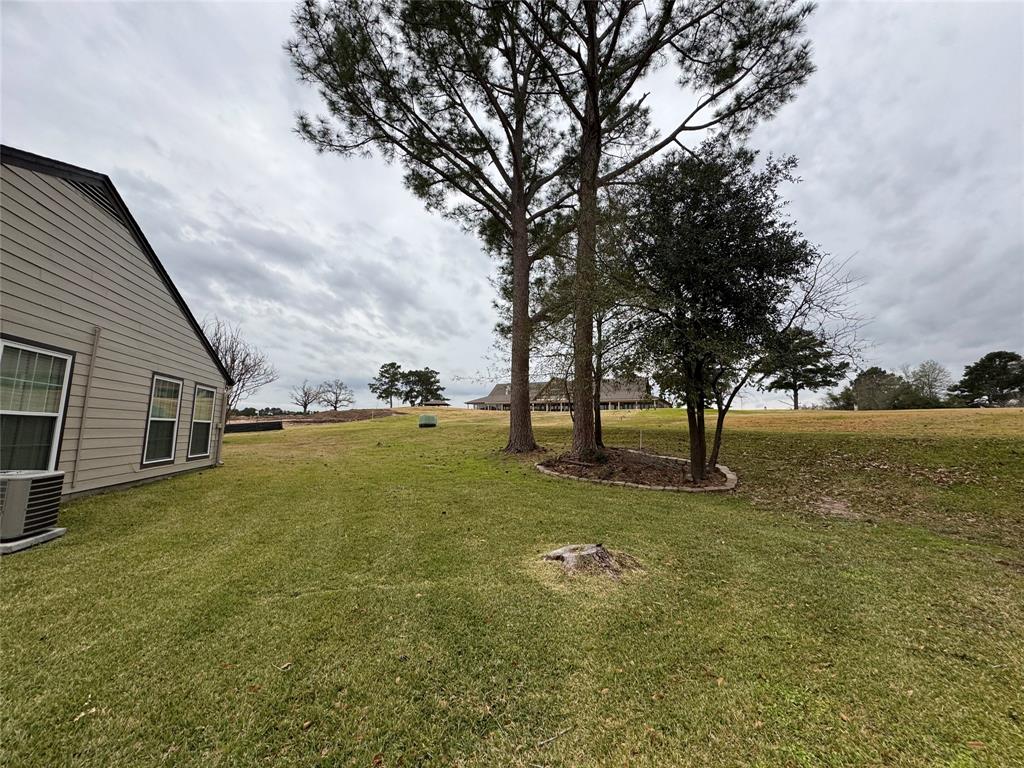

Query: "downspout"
(70, 326), (102, 490)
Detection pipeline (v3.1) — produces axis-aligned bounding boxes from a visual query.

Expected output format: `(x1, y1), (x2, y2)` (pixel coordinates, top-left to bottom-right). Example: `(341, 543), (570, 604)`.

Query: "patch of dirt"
(996, 559), (1024, 575)
(542, 544), (642, 579)
(290, 409), (401, 424)
(539, 447), (727, 488)
(814, 496), (870, 522)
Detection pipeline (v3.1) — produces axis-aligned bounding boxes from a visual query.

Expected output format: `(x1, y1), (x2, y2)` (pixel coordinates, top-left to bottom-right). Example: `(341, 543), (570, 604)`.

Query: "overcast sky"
(2, 1), (1021, 409)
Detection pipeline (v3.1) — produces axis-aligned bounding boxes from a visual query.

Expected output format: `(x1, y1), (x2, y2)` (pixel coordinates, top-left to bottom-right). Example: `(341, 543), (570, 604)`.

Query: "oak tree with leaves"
(623, 141), (822, 480)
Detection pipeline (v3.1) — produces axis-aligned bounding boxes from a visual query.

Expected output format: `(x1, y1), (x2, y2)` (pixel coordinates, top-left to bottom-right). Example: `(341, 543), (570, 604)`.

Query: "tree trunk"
(570, 5), (601, 461)
(792, 387), (799, 410)
(686, 397), (707, 482)
(505, 194), (538, 452)
(504, 74), (539, 453)
(708, 403), (727, 469)
(593, 315), (604, 448)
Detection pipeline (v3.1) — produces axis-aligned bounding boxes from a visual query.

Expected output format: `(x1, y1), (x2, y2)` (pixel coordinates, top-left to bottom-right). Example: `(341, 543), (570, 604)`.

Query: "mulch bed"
(539, 447), (728, 489)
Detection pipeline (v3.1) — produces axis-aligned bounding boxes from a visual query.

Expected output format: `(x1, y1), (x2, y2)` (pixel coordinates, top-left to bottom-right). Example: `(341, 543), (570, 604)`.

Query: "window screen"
(143, 376), (182, 464)
(0, 341), (71, 471)
(188, 386), (216, 458)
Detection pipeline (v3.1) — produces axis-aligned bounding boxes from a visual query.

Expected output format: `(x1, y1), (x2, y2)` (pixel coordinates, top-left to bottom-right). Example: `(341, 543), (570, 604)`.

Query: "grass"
(2, 407), (1022, 767)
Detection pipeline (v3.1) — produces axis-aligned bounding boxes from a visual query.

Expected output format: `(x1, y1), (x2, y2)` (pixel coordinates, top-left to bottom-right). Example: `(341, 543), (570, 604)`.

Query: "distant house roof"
(465, 381), (549, 405)
(466, 377), (669, 406)
(423, 398), (450, 406)
(0, 145), (234, 386)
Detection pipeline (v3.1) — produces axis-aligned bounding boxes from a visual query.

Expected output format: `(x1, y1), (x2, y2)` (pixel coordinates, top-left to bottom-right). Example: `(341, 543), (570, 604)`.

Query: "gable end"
(1, 144), (234, 386)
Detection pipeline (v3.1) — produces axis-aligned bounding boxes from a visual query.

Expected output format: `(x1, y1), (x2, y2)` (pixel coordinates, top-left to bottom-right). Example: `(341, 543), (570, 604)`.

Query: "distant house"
(466, 377), (671, 411)
(1, 146), (233, 497)
(422, 398), (450, 407)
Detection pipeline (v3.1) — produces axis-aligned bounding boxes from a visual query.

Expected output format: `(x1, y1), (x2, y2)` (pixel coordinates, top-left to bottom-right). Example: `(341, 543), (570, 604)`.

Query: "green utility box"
(418, 414), (438, 429)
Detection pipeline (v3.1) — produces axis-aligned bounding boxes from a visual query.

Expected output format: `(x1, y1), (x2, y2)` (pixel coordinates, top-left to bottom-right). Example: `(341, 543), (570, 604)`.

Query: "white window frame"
(0, 339), (74, 472)
(142, 374), (183, 466)
(187, 385), (217, 459)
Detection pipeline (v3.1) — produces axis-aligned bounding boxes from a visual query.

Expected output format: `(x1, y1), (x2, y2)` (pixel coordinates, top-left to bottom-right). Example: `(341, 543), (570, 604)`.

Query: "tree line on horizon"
(204, 312), (1019, 419)
(231, 365), (448, 416)
(823, 351), (1023, 411)
(218, 377), (359, 417)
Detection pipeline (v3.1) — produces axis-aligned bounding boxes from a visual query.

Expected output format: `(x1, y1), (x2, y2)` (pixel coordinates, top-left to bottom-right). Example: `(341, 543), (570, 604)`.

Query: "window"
(143, 375), (182, 465)
(187, 385), (216, 459)
(0, 340), (73, 471)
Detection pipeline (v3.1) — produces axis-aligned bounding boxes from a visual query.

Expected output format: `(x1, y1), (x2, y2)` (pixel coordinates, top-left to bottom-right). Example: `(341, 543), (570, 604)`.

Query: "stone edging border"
(535, 449), (737, 493)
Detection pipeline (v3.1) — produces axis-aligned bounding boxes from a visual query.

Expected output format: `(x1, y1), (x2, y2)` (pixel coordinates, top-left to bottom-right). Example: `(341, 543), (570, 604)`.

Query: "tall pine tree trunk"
(571, 4), (601, 460)
(593, 315), (604, 448)
(792, 387), (799, 410)
(505, 191), (538, 452)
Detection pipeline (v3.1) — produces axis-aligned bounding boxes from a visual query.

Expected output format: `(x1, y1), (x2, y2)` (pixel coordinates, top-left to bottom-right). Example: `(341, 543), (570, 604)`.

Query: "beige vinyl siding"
(1, 162), (228, 495)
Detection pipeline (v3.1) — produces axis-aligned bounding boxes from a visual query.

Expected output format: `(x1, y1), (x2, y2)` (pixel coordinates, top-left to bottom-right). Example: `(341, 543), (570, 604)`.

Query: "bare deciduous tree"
(289, 380), (323, 414)
(318, 378), (355, 410)
(902, 360), (952, 401)
(202, 316), (278, 412)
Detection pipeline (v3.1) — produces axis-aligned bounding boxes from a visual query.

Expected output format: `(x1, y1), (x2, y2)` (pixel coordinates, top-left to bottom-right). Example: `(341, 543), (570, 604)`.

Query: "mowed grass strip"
(2, 408), (1022, 767)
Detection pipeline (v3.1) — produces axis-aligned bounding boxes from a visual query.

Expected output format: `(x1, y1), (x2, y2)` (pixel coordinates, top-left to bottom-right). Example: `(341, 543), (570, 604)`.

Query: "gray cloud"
(743, 1), (1024, 387)
(2, 1), (1021, 410)
(1, 0), (496, 408)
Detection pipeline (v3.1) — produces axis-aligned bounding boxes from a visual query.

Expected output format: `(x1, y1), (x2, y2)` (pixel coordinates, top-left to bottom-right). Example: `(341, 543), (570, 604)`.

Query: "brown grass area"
(720, 407), (1024, 437)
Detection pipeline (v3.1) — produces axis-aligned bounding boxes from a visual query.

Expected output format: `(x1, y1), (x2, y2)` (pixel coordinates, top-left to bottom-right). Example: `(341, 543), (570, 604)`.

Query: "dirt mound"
(228, 409), (400, 427)
(287, 409), (400, 424)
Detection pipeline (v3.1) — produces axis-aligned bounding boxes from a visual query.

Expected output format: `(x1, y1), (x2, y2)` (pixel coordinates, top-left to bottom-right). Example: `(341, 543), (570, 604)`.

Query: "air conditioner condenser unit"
(0, 470), (66, 553)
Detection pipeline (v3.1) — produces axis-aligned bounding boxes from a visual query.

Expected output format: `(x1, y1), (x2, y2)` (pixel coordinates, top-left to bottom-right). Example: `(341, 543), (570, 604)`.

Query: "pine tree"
(288, 0), (573, 452)
(761, 328), (850, 409)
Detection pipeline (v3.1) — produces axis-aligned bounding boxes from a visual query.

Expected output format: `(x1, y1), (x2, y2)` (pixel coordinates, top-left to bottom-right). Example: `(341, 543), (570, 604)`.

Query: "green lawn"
(3, 408), (1023, 767)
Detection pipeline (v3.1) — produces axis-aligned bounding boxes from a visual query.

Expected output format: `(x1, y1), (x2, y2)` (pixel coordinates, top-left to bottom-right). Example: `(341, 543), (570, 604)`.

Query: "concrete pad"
(0, 527), (66, 555)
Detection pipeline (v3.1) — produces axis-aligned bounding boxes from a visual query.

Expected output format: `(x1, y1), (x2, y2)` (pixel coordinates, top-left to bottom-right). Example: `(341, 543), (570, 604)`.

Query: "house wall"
(1, 162), (228, 495)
